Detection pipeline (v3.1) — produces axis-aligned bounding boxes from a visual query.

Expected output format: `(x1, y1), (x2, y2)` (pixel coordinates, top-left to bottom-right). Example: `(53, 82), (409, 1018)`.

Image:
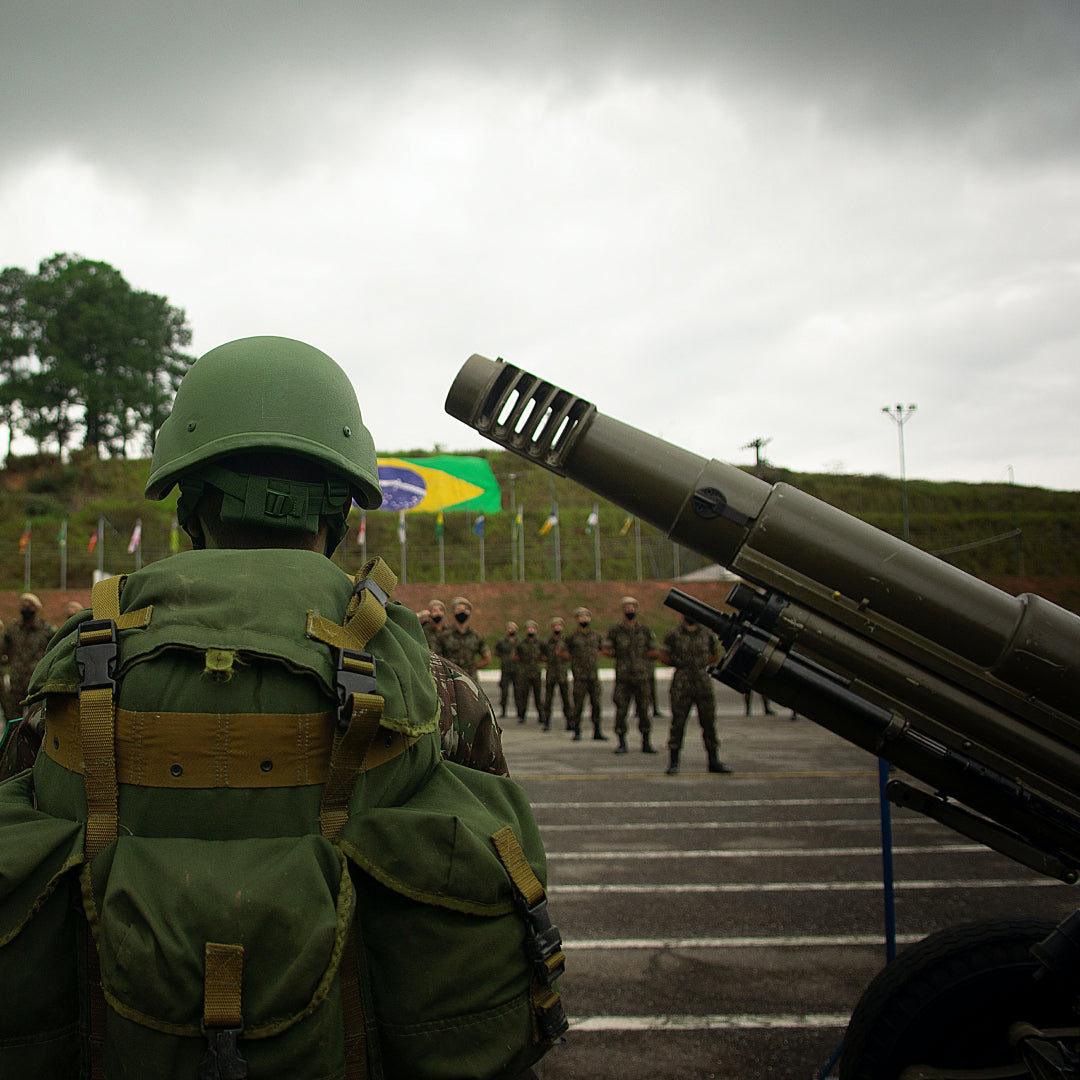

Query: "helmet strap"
(178, 466), (351, 556)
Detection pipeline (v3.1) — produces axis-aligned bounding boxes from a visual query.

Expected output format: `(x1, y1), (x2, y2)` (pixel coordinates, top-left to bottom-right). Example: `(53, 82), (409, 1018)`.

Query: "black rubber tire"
(838, 917), (1075, 1080)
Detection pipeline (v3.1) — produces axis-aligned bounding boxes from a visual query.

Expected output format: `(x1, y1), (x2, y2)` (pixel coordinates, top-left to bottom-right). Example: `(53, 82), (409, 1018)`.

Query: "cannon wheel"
(838, 918), (1074, 1080)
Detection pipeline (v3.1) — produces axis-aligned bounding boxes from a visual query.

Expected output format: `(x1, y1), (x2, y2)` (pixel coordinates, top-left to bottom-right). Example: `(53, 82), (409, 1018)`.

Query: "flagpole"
(593, 503), (601, 582)
(360, 510), (367, 564)
(60, 519), (68, 589)
(23, 521), (31, 592)
(553, 500), (561, 584)
(519, 502), (526, 582)
(97, 515), (105, 581)
(635, 516), (643, 582)
(398, 510), (407, 585)
(508, 474), (518, 582)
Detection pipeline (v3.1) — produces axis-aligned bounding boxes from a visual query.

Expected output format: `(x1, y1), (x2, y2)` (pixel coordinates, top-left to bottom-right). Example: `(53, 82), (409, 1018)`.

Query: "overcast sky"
(3, 1), (1078, 490)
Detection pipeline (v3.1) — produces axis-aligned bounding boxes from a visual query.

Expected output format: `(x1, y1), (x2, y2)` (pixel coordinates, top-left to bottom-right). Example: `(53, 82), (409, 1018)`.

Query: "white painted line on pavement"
(569, 1013), (850, 1031)
(531, 798), (874, 810)
(542, 817), (886, 832)
(550, 878), (1058, 895)
(565, 933), (924, 949)
(547, 843), (987, 859)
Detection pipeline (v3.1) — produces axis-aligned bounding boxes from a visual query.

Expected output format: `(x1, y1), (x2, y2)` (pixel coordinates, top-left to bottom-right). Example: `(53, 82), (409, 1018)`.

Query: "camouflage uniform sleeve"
(429, 654), (510, 777)
(0, 702), (44, 782)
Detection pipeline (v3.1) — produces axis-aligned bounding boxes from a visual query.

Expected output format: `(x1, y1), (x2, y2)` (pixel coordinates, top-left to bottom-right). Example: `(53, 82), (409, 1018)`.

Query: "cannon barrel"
(446, 354), (1080, 878)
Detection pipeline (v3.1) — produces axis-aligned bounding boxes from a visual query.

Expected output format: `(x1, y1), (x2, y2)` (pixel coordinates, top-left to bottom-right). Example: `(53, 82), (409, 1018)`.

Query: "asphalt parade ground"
(479, 671), (1080, 1080)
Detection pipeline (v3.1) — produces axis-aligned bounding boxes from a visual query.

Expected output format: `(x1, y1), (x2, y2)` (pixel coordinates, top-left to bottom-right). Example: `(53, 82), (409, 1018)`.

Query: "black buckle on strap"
(75, 620), (119, 691)
(199, 1021), (249, 1079)
(517, 895), (566, 984)
(352, 574), (389, 609)
(334, 647), (377, 731)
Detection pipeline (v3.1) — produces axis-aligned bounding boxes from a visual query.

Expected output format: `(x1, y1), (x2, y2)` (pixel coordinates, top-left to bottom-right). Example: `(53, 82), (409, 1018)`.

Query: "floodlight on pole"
(881, 403), (917, 541)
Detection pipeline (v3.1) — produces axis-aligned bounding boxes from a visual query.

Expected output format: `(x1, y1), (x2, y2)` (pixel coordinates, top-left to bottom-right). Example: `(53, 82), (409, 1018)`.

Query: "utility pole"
(741, 437), (772, 478)
(882, 404), (917, 541)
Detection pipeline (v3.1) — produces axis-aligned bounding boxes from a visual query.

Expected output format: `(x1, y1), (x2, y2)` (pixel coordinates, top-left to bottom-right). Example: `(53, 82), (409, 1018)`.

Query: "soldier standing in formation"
(424, 598), (447, 655)
(1, 593), (57, 722)
(602, 596), (659, 755)
(438, 596), (491, 683)
(659, 614), (732, 775)
(513, 620), (546, 728)
(566, 607), (606, 742)
(493, 621), (520, 719)
(543, 617), (573, 730)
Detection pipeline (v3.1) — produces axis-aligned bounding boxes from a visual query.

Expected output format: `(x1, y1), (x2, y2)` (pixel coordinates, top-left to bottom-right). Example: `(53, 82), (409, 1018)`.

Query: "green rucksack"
(0, 548), (566, 1079)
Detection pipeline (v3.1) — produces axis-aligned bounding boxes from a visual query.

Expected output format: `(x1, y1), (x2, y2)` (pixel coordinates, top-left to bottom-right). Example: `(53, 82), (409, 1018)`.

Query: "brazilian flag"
(376, 456), (501, 514)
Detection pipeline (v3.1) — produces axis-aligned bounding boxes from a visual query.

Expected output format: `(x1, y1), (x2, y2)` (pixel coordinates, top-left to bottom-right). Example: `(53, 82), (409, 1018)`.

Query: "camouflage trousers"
(613, 679), (651, 738)
(544, 673), (572, 722)
(570, 674), (602, 725)
(666, 683), (719, 753)
(515, 671), (544, 721)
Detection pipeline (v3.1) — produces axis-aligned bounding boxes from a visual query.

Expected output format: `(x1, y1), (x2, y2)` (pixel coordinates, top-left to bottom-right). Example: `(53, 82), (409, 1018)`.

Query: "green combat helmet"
(145, 335), (382, 555)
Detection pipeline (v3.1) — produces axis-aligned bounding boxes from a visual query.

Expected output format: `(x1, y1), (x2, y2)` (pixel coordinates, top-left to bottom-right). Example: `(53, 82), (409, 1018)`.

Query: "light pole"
(881, 403), (917, 541)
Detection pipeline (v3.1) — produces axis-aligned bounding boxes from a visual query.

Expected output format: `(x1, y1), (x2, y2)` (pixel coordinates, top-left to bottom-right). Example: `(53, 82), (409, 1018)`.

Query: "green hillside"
(2, 447), (1078, 611)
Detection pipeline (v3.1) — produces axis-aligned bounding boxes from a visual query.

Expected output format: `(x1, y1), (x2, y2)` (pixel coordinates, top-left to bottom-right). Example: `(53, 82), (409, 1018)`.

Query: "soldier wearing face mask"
(566, 607), (606, 742)
(1, 593), (57, 723)
(494, 622), (521, 719)
(542, 617), (572, 730)
(424, 599), (447, 656)
(601, 596), (659, 755)
(513, 620), (546, 727)
(438, 596), (491, 683)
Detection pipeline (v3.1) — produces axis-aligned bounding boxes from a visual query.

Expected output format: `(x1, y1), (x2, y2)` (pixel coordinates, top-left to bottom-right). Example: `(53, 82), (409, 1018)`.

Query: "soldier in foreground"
(659, 614), (732, 775)
(602, 596), (660, 754)
(566, 607), (606, 741)
(0, 337), (563, 1079)
(438, 595), (492, 683)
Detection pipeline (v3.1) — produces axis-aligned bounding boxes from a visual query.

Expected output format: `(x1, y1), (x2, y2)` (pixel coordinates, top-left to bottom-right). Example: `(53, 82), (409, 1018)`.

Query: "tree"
(0, 254), (194, 457)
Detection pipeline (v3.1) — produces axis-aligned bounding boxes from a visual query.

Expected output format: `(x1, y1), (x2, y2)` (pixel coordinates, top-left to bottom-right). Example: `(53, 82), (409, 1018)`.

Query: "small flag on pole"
(397, 510), (406, 544)
(356, 511), (366, 546)
(58, 520), (67, 548)
(539, 511), (558, 536)
(88, 533), (98, 553)
(619, 515), (634, 536)
(19, 524), (31, 553)
(170, 518), (180, 553)
(586, 505), (599, 535)
(127, 520), (142, 554)
(473, 514), (485, 537)
(436, 510), (444, 539)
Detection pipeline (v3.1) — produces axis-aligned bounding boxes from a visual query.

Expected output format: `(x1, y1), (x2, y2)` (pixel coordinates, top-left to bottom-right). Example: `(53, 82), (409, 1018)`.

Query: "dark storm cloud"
(5, 1), (1078, 165)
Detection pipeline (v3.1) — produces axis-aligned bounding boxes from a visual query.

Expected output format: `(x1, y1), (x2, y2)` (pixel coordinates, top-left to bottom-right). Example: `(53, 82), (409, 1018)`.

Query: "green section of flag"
(400, 455), (502, 513)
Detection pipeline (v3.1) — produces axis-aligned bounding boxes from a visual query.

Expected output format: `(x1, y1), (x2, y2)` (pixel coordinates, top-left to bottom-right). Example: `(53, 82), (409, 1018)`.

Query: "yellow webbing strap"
(203, 942), (245, 1029)
(491, 826), (568, 1043)
(307, 558), (399, 843)
(492, 826), (546, 907)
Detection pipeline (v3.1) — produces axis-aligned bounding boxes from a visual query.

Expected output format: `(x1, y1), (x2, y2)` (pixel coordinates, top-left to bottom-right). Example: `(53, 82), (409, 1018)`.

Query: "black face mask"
(508, 631), (516, 637)
(21, 607), (36, 621)
(579, 620), (590, 628)
(455, 611), (469, 624)
(431, 613), (443, 623)
(552, 629), (561, 636)
(625, 611), (637, 620)
(527, 631), (536, 638)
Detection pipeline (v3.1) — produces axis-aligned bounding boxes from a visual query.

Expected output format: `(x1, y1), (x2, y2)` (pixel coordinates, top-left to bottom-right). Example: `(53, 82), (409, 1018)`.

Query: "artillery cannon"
(446, 354), (1080, 1079)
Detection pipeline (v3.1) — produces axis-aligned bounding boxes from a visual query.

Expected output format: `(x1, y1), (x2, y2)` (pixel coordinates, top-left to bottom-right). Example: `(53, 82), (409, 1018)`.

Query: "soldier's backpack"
(0, 548), (566, 1079)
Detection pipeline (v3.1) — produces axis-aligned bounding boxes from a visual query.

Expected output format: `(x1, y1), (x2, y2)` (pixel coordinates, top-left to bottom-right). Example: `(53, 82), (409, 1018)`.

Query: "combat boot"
(665, 749), (680, 775)
(572, 723), (582, 742)
(593, 723), (609, 741)
(642, 735), (657, 754)
(614, 733), (628, 755)
(707, 749), (733, 774)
